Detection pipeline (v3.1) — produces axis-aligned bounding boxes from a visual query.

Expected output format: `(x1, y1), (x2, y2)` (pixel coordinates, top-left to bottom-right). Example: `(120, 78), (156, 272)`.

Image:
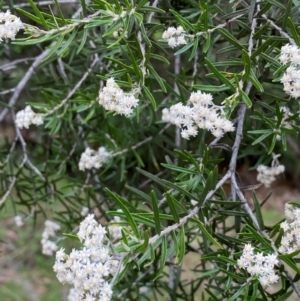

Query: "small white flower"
(81, 206), (89, 216)
(15, 215), (24, 227)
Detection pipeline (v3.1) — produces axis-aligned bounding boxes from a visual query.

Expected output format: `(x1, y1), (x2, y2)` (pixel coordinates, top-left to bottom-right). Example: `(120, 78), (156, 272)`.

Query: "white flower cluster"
(15, 106), (43, 129)
(162, 91), (235, 139)
(79, 147), (112, 171)
(279, 204), (300, 254)
(98, 78), (139, 116)
(256, 164), (285, 188)
(0, 10), (23, 42)
(279, 44), (300, 98)
(41, 220), (61, 256)
(162, 26), (187, 48)
(53, 214), (121, 301)
(15, 215), (24, 227)
(237, 243), (279, 287)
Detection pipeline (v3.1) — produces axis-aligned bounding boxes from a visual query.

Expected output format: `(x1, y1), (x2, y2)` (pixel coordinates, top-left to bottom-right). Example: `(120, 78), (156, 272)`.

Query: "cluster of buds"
(256, 154), (285, 187)
(98, 78), (139, 116)
(0, 10), (23, 42)
(237, 244), (279, 287)
(53, 214), (121, 301)
(162, 91), (235, 139)
(279, 44), (300, 98)
(15, 106), (43, 129)
(162, 26), (187, 48)
(41, 220), (61, 256)
(279, 203), (300, 254)
(79, 147), (112, 171)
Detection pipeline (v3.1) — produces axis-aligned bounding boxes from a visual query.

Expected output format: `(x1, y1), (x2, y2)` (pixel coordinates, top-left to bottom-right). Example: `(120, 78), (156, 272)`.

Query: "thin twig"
(0, 49), (50, 123)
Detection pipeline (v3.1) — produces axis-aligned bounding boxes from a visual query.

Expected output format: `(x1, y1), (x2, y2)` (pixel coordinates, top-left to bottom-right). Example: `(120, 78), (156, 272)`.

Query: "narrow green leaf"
(13, 33), (60, 45)
(147, 64), (167, 92)
(106, 188), (140, 238)
(246, 225), (273, 250)
(287, 17), (300, 46)
(62, 233), (80, 241)
(150, 53), (170, 65)
(226, 285), (248, 301)
(219, 268), (244, 281)
(241, 90), (252, 108)
(252, 191), (264, 230)
(76, 28), (88, 55)
(134, 12), (143, 25)
(204, 58), (235, 91)
(81, 106), (96, 124)
(58, 29), (77, 56)
(217, 28), (246, 51)
(251, 39), (272, 58)
(134, 230), (149, 253)
(160, 163), (197, 175)
(174, 40), (195, 55)
(274, 290), (293, 301)
(139, 22), (152, 45)
(178, 226), (185, 265)
(27, 0), (49, 29)
(169, 9), (195, 31)
(53, 0), (67, 25)
(160, 179), (197, 201)
(137, 238), (161, 266)
(143, 86), (156, 110)
(189, 218), (222, 249)
(126, 185), (151, 202)
(17, 8), (42, 24)
(166, 193), (180, 223)
(102, 20), (123, 38)
(43, 34), (65, 61)
(189, 38), (199, 61)
(279, 256), (300, 273)
(105, 57), (135, 73)
(248, 129), (271, 134)
(203, 33), (211, 53)
(151, 190), (161, 235)
(249, 283), (258, 301)
(249, 70), (264, 92)
(136, 0), (149, 10)
(193, 84), (229, 92)
(242, 49), (251, 81)
(121, 228), (129, 246)
(198, 170), (214, 206)
(154, 236), (168, 280)
(266, 0), (286, 9)
(268, 134), (277, 154)
(251, 131), (273, 145)
(126, 44), (142, 78)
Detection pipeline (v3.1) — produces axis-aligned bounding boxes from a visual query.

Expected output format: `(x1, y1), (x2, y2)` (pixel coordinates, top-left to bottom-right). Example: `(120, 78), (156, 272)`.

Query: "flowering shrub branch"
(2, 0), (300, 300)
